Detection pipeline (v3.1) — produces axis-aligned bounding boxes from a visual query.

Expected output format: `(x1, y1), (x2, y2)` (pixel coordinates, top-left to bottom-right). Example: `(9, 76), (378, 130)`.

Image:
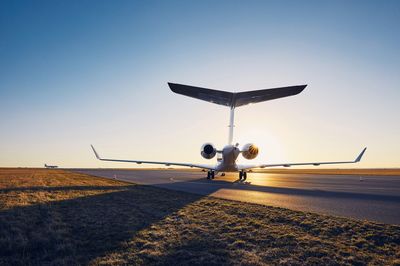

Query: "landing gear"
(239, 171), (247, 181)
(207, 171), (215, 180)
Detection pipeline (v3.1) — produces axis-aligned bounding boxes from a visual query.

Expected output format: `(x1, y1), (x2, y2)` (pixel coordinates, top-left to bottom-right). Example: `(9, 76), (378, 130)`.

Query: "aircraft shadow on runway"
(153, 177), (400, 203)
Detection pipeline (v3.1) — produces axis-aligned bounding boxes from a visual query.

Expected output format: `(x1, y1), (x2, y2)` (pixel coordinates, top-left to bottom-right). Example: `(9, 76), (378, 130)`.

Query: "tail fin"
(169, 83), (306, 144)
(168, 83), (306, 108)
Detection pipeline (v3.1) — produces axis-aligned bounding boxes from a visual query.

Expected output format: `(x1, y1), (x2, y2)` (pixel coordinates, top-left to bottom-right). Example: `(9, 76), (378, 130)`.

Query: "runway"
(72, 169), (400, 224)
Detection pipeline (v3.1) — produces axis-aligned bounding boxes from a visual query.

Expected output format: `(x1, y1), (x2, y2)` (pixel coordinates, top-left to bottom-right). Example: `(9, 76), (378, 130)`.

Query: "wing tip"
(296, 84), (307, 94)
(168, 82), (184, 95)
(355, 147), (367, 162)
(168, 82), (179, 90)
(90, 144), (101, 160)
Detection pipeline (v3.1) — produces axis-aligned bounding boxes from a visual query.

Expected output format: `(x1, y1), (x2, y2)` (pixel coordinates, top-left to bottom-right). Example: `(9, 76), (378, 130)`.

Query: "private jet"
(91, 83), (366, 180)
(44, 163), (58, 169)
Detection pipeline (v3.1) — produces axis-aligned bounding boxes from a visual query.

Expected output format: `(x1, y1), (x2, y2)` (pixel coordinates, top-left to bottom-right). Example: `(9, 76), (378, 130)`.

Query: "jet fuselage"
(216, 145), (241, 172)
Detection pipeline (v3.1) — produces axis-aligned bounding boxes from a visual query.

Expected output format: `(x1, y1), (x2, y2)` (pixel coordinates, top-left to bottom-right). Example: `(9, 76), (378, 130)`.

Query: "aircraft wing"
(91, 145), (216, 170)
(168, 83), (306, 108)
(237, 147), (367, 171)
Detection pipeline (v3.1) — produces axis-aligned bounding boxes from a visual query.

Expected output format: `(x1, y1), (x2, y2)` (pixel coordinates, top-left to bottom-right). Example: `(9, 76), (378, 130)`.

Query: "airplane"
(91, 83), (366, 181)
(44, 163), (58, 169)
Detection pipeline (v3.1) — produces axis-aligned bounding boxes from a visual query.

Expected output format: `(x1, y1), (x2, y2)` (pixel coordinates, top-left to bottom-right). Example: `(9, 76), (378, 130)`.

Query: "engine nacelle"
(241, 143), (259, 160)
(201, 143), (217, 159)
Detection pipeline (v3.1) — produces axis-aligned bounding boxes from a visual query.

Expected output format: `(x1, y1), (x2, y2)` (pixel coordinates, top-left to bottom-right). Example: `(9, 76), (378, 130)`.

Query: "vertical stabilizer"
(228, 107), (235, 145)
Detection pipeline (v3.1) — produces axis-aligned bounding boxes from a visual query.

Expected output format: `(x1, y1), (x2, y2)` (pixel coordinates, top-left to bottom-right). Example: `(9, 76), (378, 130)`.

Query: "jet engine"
(241, 143), (259, 160)
(201, 143), (217, 159)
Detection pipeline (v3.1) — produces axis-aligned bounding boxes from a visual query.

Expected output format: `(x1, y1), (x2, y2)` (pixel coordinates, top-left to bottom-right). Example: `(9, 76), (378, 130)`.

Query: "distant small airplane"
(91, 83), (366, 180)
(44, 163), (58, 169)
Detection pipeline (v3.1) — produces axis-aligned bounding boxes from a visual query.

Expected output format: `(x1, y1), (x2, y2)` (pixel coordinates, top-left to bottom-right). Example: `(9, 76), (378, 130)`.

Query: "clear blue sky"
(1, 0), (399, 168)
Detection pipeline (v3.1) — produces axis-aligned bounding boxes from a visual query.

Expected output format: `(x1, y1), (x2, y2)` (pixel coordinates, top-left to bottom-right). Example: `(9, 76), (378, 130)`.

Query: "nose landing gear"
(239, 171), (247, 181)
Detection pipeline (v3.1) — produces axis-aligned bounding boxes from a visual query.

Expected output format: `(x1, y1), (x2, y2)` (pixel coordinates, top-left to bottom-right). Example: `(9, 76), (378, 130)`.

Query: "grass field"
(0, 169), (399, 265)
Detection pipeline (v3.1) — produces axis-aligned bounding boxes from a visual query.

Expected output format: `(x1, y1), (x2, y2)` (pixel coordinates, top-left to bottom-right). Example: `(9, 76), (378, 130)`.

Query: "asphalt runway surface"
(73, 169), (400, 224)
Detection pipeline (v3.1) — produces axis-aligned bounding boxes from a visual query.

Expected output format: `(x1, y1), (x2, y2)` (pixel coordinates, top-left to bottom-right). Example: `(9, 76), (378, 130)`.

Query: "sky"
(0, 0), (399, 168)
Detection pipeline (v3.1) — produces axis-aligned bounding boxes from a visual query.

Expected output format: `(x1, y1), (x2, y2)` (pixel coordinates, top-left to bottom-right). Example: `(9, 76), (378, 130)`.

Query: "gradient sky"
(1, 0), (399, 168)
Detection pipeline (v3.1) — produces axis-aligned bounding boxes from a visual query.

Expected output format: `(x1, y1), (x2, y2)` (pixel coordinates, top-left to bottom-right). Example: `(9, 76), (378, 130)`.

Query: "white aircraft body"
(44, 163), (58, 169)
(91, 83), (366, 180)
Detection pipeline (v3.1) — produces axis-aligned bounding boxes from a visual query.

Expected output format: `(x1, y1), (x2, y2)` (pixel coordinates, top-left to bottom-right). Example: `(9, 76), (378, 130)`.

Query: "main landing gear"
(239, 171), (247, 181)
(207, 171), (215, 179)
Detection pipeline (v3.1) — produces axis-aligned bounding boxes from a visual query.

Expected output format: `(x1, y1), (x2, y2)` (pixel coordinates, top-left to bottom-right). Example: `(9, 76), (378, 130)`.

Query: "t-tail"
(168, 83), (307, 144)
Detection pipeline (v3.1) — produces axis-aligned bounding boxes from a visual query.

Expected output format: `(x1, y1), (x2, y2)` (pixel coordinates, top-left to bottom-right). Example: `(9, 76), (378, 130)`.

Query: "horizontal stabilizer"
(168, 83), (306, 108)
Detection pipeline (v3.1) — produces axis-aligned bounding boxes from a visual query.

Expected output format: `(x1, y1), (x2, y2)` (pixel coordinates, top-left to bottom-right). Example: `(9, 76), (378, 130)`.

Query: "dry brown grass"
(0, 168), (399, 265)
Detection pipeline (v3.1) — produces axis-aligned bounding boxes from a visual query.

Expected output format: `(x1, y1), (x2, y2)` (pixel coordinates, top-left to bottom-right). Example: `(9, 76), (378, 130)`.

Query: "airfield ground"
(0, 169), (399, 265)
(75, 168), (400, 224)
(257, 168), (400, 176)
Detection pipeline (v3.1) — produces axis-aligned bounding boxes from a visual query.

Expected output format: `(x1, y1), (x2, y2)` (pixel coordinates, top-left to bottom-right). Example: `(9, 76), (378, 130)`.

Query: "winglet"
(355, 147), (367, 162)
(91, 145), (101, 160)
